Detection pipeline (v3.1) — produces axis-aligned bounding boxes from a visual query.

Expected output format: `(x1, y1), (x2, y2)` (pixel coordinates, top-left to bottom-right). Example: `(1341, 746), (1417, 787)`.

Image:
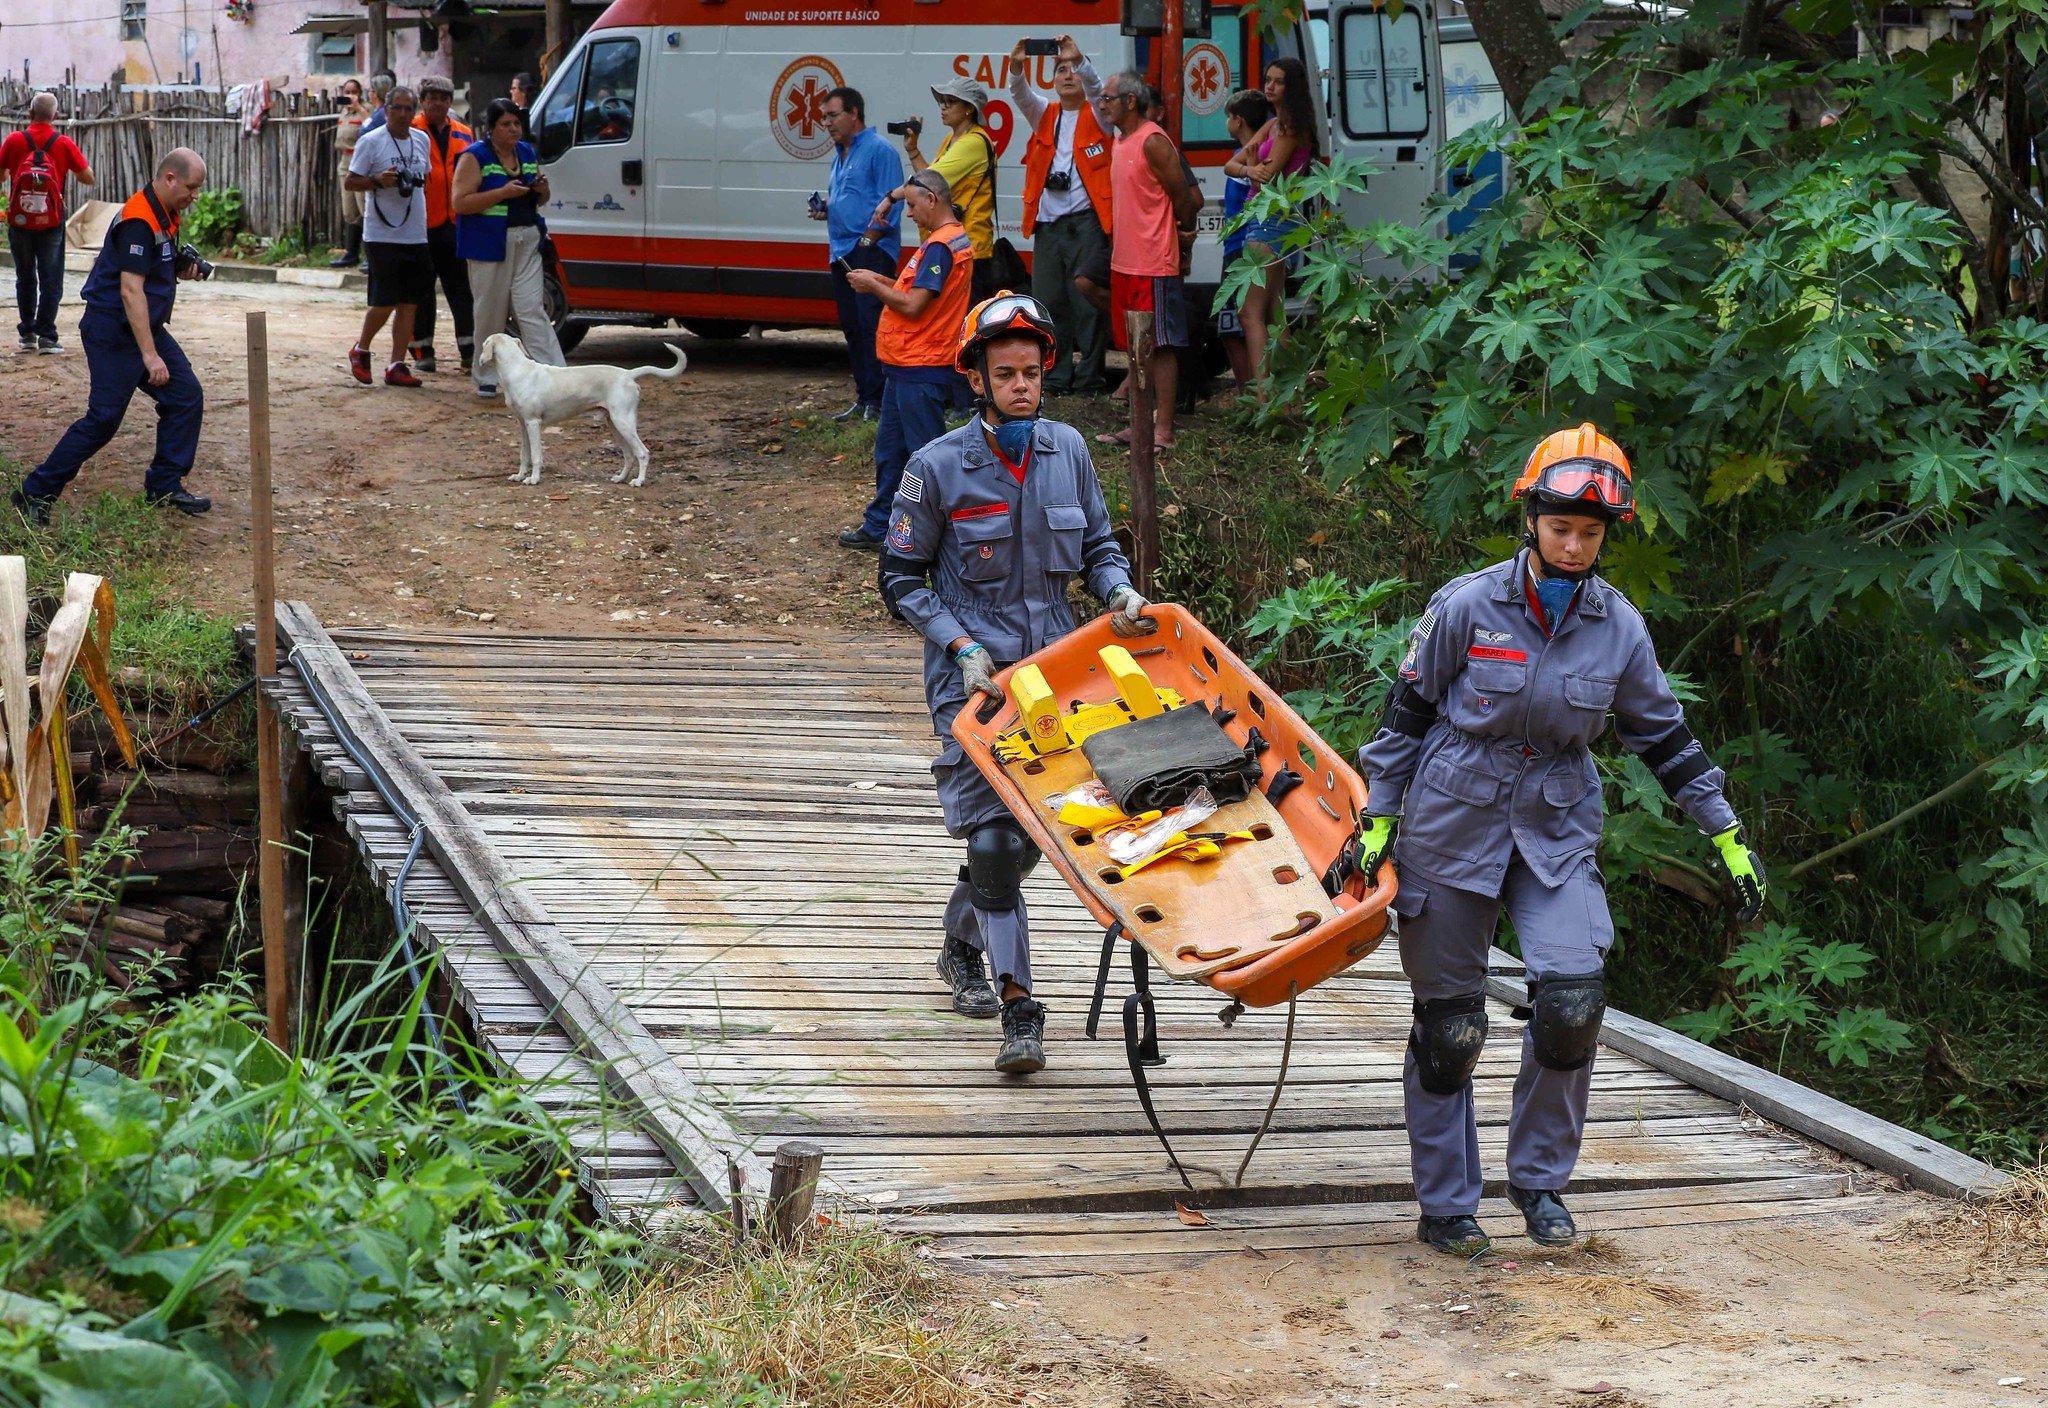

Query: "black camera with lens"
(1043, 170), (1073, 193)
(175, 243), (214, 281)
(884, 117), (923, 137)
(390, 166), (420, 197)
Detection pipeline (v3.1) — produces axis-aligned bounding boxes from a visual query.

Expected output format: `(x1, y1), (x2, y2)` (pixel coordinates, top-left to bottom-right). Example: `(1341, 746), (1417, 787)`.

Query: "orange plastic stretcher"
(953, 603), (1398, 1008)
(952, 605), (1398, 1190)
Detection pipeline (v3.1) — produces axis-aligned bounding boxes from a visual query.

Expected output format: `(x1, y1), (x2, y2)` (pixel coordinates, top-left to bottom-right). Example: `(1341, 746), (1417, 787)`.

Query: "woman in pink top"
(1225, 57), (1318, 396)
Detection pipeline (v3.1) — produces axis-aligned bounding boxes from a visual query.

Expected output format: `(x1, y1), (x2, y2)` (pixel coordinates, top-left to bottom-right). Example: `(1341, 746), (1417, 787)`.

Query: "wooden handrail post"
(248, 312), (290, 1049)
(1124, 309), (1160, 595)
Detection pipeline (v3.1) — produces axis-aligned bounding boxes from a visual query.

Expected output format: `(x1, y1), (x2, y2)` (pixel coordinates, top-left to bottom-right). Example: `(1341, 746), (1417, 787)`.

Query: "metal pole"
(1125, 309), (1160, 594)
(1162, 0), (1185, 146)
(248, 311), (291, 1049)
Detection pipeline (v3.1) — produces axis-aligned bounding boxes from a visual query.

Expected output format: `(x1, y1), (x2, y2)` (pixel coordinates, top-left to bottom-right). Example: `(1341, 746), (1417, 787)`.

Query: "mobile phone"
(832, 256), (853, 275)
(1023, 37), (1061, 56)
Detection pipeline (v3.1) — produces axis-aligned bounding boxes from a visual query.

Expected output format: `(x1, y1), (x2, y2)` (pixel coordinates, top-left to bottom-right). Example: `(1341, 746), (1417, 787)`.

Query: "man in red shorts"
(1100, 70), (1200, 451)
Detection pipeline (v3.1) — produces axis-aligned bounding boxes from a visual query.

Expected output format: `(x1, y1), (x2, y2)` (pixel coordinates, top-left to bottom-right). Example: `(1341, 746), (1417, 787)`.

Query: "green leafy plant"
(180, 188), (243, 254)
(1668, 921), (1912, 1070)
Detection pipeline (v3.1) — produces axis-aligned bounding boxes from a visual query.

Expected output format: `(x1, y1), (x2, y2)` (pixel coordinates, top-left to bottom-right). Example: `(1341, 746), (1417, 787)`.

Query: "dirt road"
(3, 280), (2042, 1407)
(0, 277), (897, 637)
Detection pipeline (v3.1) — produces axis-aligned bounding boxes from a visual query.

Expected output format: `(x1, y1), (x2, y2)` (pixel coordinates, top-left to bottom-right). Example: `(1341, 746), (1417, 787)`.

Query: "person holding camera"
(882, 78), (997, 299)
(815, 86), (903, 424)
(345, 85), (433, 387)
(1010, 36), (1112, 397)
(11, 149), (212, 524)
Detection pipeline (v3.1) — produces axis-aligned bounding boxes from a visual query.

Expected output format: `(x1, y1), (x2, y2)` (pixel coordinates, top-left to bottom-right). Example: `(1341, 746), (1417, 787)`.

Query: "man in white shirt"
(344, 86), (432, 387)
(1010, 35), (1113, 395)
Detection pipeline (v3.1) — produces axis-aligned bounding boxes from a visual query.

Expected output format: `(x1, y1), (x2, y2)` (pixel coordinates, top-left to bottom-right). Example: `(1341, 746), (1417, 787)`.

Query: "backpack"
(9, 132), (64, 231)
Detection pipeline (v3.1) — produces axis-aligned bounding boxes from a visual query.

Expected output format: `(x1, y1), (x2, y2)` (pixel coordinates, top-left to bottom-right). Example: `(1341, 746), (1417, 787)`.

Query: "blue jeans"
(10, 226), (65, 343)
(830, 243), (895, 407)
(24, 306), (203, 501)
(861, 372), (950, 540)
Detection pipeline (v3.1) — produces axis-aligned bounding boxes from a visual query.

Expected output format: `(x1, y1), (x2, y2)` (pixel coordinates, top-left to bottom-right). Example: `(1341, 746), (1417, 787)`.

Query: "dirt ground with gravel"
(3, 279), (2044, 1408)
(0, 276), (907, 637)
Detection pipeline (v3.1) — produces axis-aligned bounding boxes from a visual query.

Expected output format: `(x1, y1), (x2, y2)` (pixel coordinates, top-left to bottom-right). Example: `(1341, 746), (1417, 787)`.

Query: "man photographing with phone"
(1011, 34), (1113, 396)
(817, 86), (904, 424)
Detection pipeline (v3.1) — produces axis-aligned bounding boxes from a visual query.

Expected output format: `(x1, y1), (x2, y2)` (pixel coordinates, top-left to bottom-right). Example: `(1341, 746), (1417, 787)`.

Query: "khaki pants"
(467, 225), (565, 389)
(341, 177), (364, 224)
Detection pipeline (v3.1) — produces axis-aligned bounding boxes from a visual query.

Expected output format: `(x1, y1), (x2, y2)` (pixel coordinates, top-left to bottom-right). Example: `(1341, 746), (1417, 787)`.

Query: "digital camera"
(175, 243), (214, 281)
(390, 167), (420, 197)
(1043, 170), (1073, 193)
(885, 117), (923, 137)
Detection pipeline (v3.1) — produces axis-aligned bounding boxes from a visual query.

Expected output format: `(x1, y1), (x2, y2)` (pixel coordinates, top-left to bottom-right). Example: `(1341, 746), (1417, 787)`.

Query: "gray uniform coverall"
(1359, 548), (1737, 1217)
(879, 415), (1134, 993)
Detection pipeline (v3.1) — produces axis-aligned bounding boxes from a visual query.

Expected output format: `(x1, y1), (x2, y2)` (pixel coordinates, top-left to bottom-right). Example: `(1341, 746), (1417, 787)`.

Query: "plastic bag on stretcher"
(949, 603), (1400, 1008)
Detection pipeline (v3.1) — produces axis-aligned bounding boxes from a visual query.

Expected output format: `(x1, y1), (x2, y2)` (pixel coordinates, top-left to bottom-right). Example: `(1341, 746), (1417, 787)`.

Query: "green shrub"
(181, 189), (243, 254)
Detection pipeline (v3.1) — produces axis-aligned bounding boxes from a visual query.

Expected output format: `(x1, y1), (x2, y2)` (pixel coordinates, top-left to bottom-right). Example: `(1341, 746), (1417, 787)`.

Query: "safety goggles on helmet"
(1524, 456), (1634, 519)
(956, 290), (1057, 373)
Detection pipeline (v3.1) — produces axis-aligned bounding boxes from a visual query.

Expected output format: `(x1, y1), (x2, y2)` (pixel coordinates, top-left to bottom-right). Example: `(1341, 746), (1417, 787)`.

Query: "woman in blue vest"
(451, 97), (565, 397)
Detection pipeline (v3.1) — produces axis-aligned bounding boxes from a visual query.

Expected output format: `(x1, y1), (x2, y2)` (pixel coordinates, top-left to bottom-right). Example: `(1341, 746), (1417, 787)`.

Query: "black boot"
(937, 935), (1000, 1018)
(1507, 1184), (1578, 1245)
(9, 486), (53, 527)
(1417, 1214), (1492, 1257)
(329, 222), (362, 268)
(995, 996), (1046, 1074)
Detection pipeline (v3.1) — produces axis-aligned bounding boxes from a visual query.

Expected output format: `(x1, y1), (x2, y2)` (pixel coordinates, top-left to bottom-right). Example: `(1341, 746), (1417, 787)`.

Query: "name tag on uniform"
(1468, 645), (1527, 661)
(950, 502), (1009, 522)
(1083, 142), (1105, 158)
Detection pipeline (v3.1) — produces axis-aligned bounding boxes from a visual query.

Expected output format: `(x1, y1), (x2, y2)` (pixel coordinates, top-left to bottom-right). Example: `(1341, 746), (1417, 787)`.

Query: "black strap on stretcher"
(1086, 923), (1299, 1198)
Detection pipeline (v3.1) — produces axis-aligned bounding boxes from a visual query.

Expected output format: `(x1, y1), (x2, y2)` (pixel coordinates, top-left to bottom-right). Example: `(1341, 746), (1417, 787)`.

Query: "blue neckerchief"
(1534, 575), (1579, 635)
(992, 417), (1036, 463)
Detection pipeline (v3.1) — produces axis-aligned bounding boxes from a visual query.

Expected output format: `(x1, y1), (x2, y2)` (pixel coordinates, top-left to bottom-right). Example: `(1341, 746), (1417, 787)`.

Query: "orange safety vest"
(875, 221), (975, 370)
(413, 114), (475, 229)
(1020, 101), (1114, 238)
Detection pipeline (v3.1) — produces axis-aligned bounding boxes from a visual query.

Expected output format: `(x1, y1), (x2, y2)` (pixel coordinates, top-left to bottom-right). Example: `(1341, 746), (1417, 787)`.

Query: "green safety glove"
(1712, 825), (1767, 921)
(1356, 813), (1397, 883)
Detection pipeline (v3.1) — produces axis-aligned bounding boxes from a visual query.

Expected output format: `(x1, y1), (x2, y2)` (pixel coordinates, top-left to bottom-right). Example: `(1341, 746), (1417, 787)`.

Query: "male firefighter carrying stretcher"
(879, 292), (1153, 1074)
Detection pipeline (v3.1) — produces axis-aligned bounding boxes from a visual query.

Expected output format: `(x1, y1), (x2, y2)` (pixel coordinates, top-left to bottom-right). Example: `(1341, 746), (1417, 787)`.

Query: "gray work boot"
(995, 996), (1046, 1075)
(1507, 1184), (1578, 1245)
(1417, 1214), (1492, 1257)
(937, 935), (1000, 1018)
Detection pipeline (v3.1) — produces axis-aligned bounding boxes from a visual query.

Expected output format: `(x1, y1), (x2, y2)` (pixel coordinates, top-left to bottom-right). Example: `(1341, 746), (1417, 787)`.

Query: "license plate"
(1197, 210), (1224, 236)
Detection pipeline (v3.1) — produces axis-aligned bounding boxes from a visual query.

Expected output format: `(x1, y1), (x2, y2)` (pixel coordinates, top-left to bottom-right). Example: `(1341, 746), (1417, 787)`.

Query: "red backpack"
(9, 133), (65, 232)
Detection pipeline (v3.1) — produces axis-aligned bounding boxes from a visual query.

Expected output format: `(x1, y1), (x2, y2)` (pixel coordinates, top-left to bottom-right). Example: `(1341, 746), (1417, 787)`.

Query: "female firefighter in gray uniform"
(1355, 424), (1767, 1255)
(878, 292), (1152, 1074)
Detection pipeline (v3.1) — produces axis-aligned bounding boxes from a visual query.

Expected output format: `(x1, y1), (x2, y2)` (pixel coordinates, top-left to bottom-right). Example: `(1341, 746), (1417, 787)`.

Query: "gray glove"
(956, 643), (1002, 701)
(1107, 585), (1158, 637)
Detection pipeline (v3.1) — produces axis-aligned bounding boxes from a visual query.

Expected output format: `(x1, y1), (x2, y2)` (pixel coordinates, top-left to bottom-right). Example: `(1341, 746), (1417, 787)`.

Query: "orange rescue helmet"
(1512, 423), (1635, 522)
(956, 290), (1057, 374)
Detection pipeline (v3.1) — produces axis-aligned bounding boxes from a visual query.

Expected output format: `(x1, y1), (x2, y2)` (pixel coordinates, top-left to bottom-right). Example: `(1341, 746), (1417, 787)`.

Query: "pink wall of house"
(6, 0), (451, 96)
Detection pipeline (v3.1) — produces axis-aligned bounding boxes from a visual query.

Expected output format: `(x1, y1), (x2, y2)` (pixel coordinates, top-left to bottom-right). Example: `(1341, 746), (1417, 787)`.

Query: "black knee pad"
(965, 821), (1039, 912)
(1410, 992), (1488, 1095)
(1528, 970), (1606, 1071)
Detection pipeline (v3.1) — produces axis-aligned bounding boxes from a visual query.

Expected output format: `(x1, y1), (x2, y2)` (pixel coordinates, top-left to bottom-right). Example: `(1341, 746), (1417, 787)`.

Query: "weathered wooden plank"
(277, 602), (763, 1210)
(1479, 961), (2007, 1200)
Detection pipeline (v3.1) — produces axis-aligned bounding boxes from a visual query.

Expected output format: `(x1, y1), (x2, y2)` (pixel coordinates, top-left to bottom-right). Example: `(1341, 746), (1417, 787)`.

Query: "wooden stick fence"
(0, 79), (350, 244)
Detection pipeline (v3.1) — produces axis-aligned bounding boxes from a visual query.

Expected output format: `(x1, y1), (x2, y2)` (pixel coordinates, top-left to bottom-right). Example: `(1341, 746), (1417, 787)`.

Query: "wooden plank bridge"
(260, 608), (2006, 1274)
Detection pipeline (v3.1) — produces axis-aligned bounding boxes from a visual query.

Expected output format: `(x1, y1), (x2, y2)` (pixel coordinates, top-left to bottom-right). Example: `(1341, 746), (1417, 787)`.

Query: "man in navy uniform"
(11, 148), (212, 523)
(878, 291), (1153, 1074)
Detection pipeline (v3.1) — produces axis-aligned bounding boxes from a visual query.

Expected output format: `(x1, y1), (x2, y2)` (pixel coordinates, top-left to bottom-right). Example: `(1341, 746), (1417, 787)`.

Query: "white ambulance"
(528, 0), (1447, 349)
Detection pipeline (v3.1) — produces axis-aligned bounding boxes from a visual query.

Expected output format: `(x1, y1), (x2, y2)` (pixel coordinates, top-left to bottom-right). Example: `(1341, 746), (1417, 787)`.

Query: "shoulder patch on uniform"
(901, 471), (922, 504)
(887, 512), (915, 552)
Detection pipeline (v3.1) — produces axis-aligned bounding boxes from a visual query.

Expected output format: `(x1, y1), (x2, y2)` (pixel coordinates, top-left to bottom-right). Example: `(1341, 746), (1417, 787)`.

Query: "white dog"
(477, 333), (686, 488)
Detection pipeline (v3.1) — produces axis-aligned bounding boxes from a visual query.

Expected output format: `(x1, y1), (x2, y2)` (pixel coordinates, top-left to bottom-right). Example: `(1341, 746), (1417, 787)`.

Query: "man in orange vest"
(410, 76), (475, 374)
(837, 170), (976, 550)
(1010, 34), (1114, 396)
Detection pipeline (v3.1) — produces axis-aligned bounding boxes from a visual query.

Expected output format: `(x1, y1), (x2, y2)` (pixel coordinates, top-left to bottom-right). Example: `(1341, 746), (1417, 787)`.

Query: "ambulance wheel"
(682, 318), (750, 340)
(544, 272), (588, 355)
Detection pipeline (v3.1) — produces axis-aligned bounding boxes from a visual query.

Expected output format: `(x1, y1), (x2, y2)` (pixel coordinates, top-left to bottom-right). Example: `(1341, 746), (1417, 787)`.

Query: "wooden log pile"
(54, 715), (256, 995)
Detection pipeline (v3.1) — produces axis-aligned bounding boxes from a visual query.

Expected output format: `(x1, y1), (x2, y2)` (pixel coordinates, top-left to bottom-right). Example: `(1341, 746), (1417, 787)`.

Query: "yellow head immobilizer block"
(1006, 663), (1070, 753)
(1098, 645), (1163, 719)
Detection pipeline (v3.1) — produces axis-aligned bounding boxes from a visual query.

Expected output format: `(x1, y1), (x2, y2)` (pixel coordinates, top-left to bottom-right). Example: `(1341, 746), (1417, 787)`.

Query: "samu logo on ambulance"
(770, 55), (846, 160)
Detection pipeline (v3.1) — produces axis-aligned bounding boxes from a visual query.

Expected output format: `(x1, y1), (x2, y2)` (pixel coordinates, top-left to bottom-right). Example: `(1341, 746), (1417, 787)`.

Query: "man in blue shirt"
(813, 86), (903, 423)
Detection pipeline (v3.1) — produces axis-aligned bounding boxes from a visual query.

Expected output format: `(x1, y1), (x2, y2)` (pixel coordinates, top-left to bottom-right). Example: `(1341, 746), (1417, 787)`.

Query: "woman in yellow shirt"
(895, 76), (997, 299)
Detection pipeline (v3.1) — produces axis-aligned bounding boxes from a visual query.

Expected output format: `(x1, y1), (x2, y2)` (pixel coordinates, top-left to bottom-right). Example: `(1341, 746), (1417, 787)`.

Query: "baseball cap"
(929, 76), (989, 114)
